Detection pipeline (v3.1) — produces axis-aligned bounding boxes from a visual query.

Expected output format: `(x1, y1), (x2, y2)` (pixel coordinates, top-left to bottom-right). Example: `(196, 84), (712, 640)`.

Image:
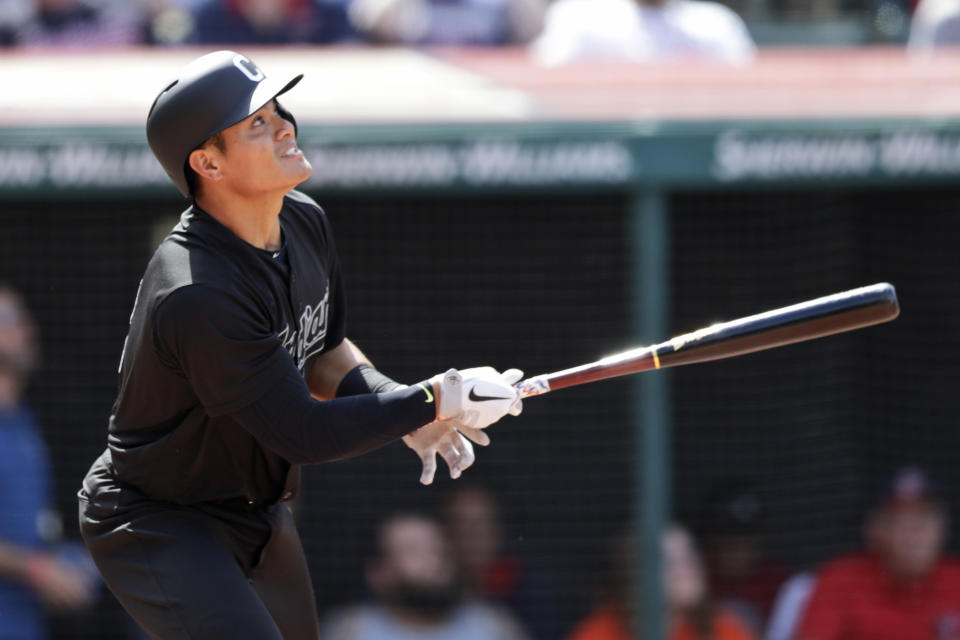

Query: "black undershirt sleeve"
(228, 364), (435, 465)
(336, 364), (405, 397)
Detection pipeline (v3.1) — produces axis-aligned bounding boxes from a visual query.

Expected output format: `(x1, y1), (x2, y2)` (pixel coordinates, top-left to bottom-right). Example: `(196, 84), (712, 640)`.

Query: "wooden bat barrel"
(516, 282), (899, 398)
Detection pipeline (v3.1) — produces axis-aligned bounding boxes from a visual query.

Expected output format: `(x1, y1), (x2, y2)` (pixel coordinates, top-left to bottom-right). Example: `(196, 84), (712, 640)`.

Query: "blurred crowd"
(0, 0), (544, 48)
(2, 0), (960, 60)
(567, 466), (960, 640)
(3, 281), (960, 640)
(0, 286), (100, 640)
(316, 465), (960, 640)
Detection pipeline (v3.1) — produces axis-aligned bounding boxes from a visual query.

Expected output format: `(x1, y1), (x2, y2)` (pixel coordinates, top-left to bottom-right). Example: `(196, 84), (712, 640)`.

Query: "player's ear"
(187, 147), (223, 183)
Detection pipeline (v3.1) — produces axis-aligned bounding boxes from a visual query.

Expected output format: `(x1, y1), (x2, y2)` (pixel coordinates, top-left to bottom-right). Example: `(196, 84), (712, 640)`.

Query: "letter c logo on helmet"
(233, 54), (264, 82)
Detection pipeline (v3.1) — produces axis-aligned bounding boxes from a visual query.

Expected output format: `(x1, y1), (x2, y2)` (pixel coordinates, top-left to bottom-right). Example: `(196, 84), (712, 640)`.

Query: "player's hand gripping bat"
(515, 282), (900, 398)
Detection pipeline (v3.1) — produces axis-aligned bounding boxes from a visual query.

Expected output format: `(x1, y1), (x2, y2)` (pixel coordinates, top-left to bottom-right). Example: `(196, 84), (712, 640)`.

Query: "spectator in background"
(567, 524), (756, 640)
(796, 466), (960, 640)
(699, 481), (789, 633)
(763, 571), (815, 640)
(531, 0), (755, 66)
(320, 512), (528, 640)
(140, 0), (204, 45)
(0, 0), (30, 42)
(347, 0), (546, 46)
(0, 0), (142, 47)
(190, 0), (355, 45)
(443, 485), (563, 640)
(909, 0), (960, 50)
(0, 285), (97, 640)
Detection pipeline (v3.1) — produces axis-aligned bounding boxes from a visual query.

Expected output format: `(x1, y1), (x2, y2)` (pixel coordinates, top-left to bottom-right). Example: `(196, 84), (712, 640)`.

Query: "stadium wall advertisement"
(3, 120), (960, 195)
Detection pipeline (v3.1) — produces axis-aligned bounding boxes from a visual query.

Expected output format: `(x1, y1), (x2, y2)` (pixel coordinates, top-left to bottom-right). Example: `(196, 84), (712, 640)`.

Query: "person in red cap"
(796, 466), (960, 640)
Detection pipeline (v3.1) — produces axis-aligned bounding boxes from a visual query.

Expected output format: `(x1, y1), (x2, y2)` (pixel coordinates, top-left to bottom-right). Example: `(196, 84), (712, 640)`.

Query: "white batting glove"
(402, 419), (483, 485)
(430, 367), (523, 428)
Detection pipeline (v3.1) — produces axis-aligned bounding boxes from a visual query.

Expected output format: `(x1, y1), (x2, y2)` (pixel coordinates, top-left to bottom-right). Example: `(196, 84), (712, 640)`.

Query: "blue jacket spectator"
(0, 286), (96, 640)
(0, 404), (55, 640)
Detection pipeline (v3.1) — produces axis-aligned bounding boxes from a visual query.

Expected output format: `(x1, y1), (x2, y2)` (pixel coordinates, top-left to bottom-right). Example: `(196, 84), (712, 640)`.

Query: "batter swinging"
(78, 50), (522, 640)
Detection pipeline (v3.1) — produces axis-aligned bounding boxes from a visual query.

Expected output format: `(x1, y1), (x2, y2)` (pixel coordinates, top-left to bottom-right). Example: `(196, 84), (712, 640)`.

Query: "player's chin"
(295, 161), (313, 184)
(281, 158), (312, 184)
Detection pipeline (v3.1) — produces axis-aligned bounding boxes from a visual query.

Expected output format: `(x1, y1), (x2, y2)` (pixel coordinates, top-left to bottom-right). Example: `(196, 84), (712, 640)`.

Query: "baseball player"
(78, 50), (522, 640)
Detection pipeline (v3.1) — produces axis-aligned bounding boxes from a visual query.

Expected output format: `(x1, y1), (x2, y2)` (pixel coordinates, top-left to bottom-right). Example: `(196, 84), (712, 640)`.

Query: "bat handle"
(515, 376), (552, 399)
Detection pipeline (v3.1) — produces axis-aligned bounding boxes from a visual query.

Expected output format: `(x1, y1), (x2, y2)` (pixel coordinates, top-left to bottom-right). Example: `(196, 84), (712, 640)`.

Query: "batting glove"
(402, 419), (482, 485)
(428, 367), (523, 428)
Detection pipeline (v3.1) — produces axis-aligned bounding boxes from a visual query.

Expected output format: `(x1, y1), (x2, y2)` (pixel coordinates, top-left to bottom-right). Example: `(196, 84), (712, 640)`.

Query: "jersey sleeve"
(317, 207), (346, 354)
(153, 284), (295, 416)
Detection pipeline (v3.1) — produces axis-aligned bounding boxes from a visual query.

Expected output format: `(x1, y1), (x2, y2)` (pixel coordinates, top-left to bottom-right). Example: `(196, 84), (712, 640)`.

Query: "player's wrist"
(426, 369), (463, 421)
(414, 379), (439, 420)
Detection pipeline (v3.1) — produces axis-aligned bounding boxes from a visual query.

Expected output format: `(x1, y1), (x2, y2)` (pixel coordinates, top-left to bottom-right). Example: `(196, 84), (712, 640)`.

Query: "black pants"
(79, 487), (320, 640)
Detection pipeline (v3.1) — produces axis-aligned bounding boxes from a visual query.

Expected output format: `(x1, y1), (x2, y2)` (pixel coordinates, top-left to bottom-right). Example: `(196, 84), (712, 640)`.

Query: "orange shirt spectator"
(568, 525), (756, 640)
(568, 604), (755, 640)
(673, 609), (756, 640)
(567, 606), (628, 640)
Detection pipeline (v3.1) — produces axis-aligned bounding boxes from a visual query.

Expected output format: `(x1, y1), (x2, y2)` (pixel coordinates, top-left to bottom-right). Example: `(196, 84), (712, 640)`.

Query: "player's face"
(216, 100), (311, 196)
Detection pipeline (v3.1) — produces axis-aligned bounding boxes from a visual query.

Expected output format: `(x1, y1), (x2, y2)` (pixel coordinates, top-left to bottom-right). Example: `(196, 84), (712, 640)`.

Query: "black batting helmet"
(147, 50), (302, 197)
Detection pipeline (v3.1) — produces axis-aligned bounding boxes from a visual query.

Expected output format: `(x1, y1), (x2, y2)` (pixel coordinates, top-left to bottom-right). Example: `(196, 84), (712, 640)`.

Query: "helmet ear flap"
(276, 102), (297, 136)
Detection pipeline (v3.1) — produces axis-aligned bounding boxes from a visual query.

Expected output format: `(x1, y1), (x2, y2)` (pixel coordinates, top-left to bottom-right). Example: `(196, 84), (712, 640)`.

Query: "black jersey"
(102, 190), (346, 506)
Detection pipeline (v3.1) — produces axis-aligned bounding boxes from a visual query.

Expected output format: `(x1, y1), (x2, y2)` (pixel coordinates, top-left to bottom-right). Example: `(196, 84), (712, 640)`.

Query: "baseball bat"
(515, 282), (899, 399)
